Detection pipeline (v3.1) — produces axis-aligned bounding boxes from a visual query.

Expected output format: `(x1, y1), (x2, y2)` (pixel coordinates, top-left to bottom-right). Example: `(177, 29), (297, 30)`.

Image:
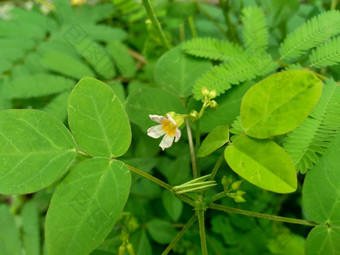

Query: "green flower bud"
(119, 245), (126, 255)
(209, 90), (217, 99)
(231, 180), (243, 190)
(209, 100), (218, 109)
(234, 195), (246, 203)
(127, 243), (135, 255)
(201, 86), (210, 97)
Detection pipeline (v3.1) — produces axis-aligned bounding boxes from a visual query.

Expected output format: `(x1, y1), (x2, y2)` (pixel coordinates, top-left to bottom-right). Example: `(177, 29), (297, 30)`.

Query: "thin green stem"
(209, 203), (318, 227)
(331, 0), (338, 10)
(195, 121), (201, 177)
(142, 0), (171, 50)
(209, 153), (224, 181)
(188, 16), (198, 38)
(127, 165), (172, 190)
(197, 210), (208, 255)
(218, 0), (236, 40)
(186, 119), (198, 179)
(162, 215), (197, 255)
(208, 191), (227, 203)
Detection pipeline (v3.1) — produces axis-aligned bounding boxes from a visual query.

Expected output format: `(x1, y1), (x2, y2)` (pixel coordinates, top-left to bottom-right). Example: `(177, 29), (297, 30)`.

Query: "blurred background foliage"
(0, 0), (338, 254)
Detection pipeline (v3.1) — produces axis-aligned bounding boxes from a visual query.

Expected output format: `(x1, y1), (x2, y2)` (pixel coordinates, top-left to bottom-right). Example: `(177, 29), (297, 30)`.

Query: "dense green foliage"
(1, 0), (340, 255)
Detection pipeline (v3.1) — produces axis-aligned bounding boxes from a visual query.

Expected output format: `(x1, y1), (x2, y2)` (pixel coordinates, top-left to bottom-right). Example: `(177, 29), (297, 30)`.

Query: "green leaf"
(305, 226), (340, 255)
(22, 201), (40, 255)
(0, 204), (22, 255)
(41, 51), (95, 80)
(225, 135), (297, 193)
(46, 158), (131, 255)
(106, 41), (136, 79)
(154, 46), (212, 97)
(182, 37), (244, 61)
(193, 53), (277, 100)
(44, 92), (70, 122)
(125, 86), (185, 131)
(241, 70), (323, 138)
(0, 109), (77, 194)
(279, 10), (340, 61)
(283, 79), (340, 174)
(68, 77), (131, 158)
(8, 74), (75, 99)
(198, 125), (229, 157)
(146, 219), (177, 244)
(302, 131), (340, 226)
(309, 35), (340, 68)
(162, 190), (183, 221)
(68, 37), (116, 79)
(242, 6), (268, 53)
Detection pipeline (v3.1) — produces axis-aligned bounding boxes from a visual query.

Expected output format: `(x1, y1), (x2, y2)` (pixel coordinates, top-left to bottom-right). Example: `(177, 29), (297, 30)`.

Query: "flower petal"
(174, 128), (181, 142)
(149, 114), (166, 123)
(159, 134), (175, 150)
(147, 125), (166, 139)
(166, 114), (177, 126)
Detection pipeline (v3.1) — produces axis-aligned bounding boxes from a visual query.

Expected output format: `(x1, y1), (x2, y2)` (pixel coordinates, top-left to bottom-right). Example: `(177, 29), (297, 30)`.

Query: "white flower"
(147, 114), (181, 150)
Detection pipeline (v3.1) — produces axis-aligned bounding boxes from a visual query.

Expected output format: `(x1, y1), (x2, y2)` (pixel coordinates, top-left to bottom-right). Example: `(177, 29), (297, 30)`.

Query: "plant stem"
(209, 203), (318, 227)
(209, 153), (224, 181)
(331, 0), (338, 10)
(142, 0), (171, 50)
(195, 121), (201, 177)
(127, 165), (172, 190)
(218, 0), (236, 40)
(208, 191), (227, 203)
(197, 210), (208, 255)
(188, 16), (198, 38)
(127, 165), (195, 206)
(162, 215), (197, 255)
(186, 119), (198, 179)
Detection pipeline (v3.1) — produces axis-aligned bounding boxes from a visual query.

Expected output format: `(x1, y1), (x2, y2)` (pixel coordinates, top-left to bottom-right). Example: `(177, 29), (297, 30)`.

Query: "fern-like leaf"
(279, 10), (340, 61)
(309, 36), (340, 68)
(230, 116), (243, 138)
(43, 92), (69, 121)
(283, 79), (340, 174)
(193, 53), (277, 99)
(242, 6), (268, 54)
(182, 38), (244, 61)
(8, 74), (75, 99)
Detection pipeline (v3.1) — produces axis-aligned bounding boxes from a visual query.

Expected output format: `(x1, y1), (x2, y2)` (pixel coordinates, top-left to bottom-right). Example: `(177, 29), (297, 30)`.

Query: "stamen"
(161, 120), (177, 136)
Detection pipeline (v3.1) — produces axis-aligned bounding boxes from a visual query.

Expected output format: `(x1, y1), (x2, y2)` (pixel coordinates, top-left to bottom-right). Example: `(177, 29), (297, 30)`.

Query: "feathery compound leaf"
(193, 53), (277, 99)
(241, 6), (268, 53)
(279, 10), (340, 61)
(283, 79), (340, 174)
(182, 38), (244, 61)
(8, 74), (75, 99)
(309, 36), (340, 68)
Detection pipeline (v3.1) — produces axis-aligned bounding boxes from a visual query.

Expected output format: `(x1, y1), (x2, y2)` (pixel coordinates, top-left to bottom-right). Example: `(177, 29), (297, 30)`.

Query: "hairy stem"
(162, 215), (197, 255)
(142, 0), (171, 50)
(186, 119), (198, 178)
(209, 203), (318, 226)
(197, 210), (208, 255)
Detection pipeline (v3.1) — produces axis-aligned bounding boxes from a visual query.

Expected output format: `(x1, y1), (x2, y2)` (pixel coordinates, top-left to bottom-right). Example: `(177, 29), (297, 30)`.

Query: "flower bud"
(209, 100), (218, 109)
(201, 86), (210, 97)
(231, 180), (243, 191)
(126, 243), (135, 255)
(209, 90), (217, 99)
(234, 195), (246, 203)
(119, 245), (126, 255)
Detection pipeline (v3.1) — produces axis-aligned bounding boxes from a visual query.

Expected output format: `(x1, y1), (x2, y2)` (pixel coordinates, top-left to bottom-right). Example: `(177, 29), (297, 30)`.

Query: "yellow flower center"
(161, 120), (177, 137)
